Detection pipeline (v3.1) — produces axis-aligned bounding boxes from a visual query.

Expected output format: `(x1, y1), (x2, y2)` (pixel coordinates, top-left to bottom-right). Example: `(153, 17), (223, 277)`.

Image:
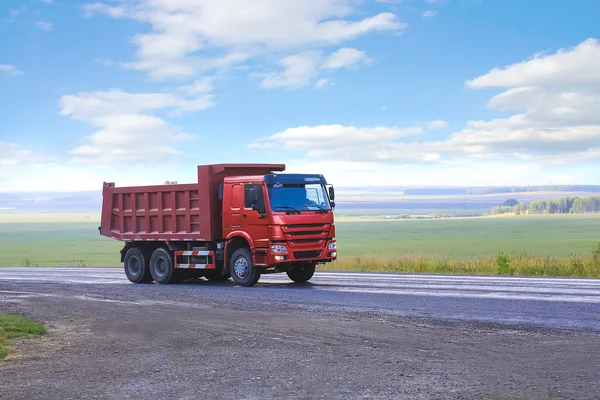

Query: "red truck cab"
(221, 173), (337, 285)
(100, 164), (337, 287)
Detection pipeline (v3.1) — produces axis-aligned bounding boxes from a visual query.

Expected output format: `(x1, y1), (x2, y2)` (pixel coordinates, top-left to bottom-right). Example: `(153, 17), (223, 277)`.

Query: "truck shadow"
(178, 278), (318, 289)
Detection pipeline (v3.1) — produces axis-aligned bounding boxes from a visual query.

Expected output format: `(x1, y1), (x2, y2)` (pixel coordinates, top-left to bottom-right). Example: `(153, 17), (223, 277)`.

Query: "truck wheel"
(123, 247), (153, 283)
(287, 263), (316, 283)
(149, 248), (181, 284)
(229, 248), (260, 287)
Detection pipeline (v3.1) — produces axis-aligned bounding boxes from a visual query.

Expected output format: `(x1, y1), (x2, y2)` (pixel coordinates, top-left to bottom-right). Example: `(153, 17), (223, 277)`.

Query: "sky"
(1, 0), (599, 192)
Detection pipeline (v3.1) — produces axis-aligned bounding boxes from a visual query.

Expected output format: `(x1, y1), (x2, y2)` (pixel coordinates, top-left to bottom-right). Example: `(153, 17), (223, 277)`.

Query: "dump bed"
(100, 163), (285, 242)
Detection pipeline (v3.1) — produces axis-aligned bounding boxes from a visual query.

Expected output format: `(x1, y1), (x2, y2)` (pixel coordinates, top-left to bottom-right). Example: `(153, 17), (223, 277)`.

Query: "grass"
(1, 213), (600, 278)
(0, 221), (122, 267)
(0, 314), (47, 359)
(327, 252), (600, 278)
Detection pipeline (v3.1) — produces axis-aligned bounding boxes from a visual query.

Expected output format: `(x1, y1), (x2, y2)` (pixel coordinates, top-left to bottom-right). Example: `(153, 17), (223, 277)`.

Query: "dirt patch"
(1, 323), (91, 363)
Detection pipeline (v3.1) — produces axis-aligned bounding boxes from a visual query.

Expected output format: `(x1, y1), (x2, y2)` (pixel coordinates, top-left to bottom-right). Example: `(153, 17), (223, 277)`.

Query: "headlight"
(271, 245), (288, 254)
(328, 242), (337, 250)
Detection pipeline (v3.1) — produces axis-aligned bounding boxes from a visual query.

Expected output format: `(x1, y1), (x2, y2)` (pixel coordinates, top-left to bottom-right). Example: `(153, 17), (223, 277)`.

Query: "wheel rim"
(233, 256), (249, 278)
(155, 257), (167, 277)
(127, 257), (140, 275)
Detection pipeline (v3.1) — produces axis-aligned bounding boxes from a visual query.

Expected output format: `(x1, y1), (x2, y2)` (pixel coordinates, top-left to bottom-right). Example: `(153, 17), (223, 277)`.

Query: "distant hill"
(466, 185), (600, 195)
(339, 185), (600, 196)
(0, 191), (101, 213)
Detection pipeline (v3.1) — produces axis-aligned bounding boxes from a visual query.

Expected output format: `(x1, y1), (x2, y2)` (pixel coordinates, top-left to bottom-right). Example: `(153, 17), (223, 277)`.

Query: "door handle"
(242, 214), (247, 218)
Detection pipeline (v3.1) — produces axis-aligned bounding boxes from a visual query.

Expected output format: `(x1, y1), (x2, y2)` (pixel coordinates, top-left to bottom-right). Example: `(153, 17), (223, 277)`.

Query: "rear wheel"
(229, 248), (260, 287)
(123, 247), (153, 283)
(149, 248), (182, 284)
(287, 263), (316, 283)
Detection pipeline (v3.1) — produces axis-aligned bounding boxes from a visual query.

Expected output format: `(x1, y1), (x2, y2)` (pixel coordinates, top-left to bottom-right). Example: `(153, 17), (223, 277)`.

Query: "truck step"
(174, 250), (216, 270)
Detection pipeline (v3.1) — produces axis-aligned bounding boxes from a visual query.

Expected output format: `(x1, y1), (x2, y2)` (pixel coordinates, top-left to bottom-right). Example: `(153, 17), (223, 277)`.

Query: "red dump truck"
(100, 164), (337, 286)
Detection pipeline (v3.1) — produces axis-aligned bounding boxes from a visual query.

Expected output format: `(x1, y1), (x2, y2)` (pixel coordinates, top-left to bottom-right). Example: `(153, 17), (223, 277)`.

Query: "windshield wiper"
(303, 203), (328, 213)
(272, 205), (302, 214)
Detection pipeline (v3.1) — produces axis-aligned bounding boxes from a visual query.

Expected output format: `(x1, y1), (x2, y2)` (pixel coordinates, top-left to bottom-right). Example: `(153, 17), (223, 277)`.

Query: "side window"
(244, 184), (264, 209)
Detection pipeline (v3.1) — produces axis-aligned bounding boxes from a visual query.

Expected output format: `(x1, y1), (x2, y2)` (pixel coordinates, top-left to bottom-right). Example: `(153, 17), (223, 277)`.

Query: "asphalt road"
(1, 267), (599, 331)
(1, 268), (600, 399)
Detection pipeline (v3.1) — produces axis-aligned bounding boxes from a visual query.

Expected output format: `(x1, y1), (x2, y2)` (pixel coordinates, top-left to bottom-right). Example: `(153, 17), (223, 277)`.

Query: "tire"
(123, 247), (153, 283)
(149, 248), (182, 284)
(229, 248), (260, 287)
(286, 263), (316, 283)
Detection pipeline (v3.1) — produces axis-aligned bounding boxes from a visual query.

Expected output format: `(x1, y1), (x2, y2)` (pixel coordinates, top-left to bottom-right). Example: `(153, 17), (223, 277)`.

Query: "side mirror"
(250, 187), (265, 215)
(328, 186), (335, 201)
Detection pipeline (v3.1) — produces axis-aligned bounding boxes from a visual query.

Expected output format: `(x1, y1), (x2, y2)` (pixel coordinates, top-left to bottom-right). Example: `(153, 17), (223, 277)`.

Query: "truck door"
(243, 183), (269, 236)
(230, 183), (243, 228)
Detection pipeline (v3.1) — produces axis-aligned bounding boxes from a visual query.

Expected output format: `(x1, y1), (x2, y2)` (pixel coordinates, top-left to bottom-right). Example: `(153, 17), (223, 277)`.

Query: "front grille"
(289, 238), (323, 244)
(286, 231), (325, 236)
(293, 250), (322, 259)
(285, 224), (327, 229)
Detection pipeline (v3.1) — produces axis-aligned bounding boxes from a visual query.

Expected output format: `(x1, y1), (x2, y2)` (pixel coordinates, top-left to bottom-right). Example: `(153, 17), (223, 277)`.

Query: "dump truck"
(100, 163), (337, 287)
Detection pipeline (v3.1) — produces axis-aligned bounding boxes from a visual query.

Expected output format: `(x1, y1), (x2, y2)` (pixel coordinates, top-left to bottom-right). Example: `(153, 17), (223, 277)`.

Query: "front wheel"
(287, 263), (316, 283)
(229, 248), (260, 287)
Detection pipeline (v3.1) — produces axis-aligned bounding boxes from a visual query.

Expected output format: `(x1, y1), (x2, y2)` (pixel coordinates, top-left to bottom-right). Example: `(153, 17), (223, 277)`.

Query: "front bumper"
(258, 240), (337, 266)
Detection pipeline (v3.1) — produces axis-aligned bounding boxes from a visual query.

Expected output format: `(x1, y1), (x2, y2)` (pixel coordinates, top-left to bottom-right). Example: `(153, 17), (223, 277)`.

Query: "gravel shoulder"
(1, 281), (599, 400)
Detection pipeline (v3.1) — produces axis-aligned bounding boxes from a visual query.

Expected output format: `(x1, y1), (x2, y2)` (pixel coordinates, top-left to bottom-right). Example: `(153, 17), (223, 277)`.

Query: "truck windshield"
(267, 183), (331, 212)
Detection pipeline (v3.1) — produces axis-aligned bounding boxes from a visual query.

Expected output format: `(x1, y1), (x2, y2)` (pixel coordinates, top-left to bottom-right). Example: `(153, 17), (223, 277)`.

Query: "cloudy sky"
(1, 0), (599, 192)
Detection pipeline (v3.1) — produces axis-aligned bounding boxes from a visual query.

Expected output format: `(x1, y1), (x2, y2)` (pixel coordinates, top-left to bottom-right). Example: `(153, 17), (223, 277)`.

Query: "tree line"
(491, 196), (600, 215)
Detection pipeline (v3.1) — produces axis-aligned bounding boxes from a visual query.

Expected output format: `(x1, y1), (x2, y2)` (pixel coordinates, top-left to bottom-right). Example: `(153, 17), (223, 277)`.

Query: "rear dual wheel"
(123, 247), (153, 283)
(150, 248), (184, 284)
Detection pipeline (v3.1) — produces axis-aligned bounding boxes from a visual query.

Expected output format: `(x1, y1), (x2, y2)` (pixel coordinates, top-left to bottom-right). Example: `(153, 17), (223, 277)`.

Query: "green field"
(1, 214), (599, 277)
(336, 215), (600, 258)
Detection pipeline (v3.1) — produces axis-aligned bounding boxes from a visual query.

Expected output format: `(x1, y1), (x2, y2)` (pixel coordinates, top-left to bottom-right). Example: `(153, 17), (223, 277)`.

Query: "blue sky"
(1, 0), (599, 191)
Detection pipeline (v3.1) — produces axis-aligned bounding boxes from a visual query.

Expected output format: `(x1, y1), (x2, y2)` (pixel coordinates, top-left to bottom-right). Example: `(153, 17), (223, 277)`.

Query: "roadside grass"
(0, 314), (47, 359)
(325, 250), (600, 278)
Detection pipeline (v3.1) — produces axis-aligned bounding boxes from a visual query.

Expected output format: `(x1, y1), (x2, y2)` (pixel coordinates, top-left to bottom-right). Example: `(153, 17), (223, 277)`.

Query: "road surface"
(1, 267), (599, 399)
(1, 267), (599, 331)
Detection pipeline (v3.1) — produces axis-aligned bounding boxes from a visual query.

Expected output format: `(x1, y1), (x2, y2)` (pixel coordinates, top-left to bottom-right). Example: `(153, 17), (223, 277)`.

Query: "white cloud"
(466, 38), (600, 88)
(260, 47), (369, 88)
(422, 10), (437, 18)
(283, 159), (589, 187)
(322, 48), (369, 69)
(260, 51), (323, 89)
(0, 142), (55, 190)
(0, 65), (24, 76)
(0, 142), (35, 168)
(0, 162), (197, 192)
(427, 120), (448, 130)
(36, 21), (53, 31)
(314, 78), (332, 90)
(59, 82), (214, 164)
(83, 0), (404, 81)
(249, 38), (600, 169)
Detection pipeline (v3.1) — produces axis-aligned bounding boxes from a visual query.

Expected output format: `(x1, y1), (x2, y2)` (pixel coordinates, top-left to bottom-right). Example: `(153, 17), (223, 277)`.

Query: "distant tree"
(502, 198), (519, 207)
(491, 195), (600, 215)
